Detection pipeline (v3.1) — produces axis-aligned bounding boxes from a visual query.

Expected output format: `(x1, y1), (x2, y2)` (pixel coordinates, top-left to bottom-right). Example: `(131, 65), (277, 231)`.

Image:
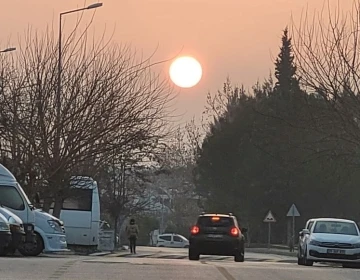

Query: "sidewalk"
(44, 245), (297, 258)
(246, 247), (297, 257)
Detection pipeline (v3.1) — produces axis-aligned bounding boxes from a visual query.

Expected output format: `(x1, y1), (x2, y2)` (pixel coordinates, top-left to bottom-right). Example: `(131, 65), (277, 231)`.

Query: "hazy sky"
(0, 0), (354, 124)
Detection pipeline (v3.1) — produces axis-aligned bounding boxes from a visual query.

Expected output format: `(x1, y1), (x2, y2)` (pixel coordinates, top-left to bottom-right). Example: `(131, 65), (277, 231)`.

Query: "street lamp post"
(0, 47), (16, 156)
(0, 46), (16, 96)
(55, 2), (103, 158)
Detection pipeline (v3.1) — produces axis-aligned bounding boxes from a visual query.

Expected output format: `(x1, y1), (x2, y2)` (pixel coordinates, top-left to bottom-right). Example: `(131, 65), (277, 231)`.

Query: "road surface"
(0, 247), (359, 279)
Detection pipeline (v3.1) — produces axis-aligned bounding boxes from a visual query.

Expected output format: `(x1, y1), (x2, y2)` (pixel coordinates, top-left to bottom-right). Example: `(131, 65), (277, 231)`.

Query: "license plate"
(327, 249), (346, 254)
(207, 234), (223, 239)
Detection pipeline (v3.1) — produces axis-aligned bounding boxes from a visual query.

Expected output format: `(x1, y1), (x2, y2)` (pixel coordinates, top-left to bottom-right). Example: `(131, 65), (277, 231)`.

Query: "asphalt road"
(0, 247), (359, 280)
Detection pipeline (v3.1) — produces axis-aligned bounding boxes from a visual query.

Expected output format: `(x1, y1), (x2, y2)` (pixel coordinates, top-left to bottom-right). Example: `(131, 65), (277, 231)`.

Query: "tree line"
(194, 2), (360, 244)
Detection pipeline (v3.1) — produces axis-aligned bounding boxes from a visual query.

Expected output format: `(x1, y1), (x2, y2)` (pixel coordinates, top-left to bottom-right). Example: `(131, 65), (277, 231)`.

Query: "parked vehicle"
(0, 212), (12, 255)
(188, 213), (247, 262)
(48, 176), (100, 252)
(0, 164), (67, 256)
(156, 233), (189, 248)
(0, 206), (32, 256)
(298, 218), (360, 268)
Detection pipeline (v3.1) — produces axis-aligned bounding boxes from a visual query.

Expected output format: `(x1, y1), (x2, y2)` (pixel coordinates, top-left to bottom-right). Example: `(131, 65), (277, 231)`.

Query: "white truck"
(0, 163), (68, 256)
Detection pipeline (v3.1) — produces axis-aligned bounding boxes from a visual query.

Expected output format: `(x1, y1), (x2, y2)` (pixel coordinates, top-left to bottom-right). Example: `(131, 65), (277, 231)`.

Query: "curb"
(89, 251), (113, 257)
(246, 248), (297, 257)
(42, 250), (75, 256)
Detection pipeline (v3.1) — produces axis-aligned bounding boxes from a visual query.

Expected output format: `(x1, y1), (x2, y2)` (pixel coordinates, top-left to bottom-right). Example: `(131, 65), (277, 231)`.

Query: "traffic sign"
(287, 204), (300, 217)
(263, 210), (276, 223)
(287, 204), (300, 249)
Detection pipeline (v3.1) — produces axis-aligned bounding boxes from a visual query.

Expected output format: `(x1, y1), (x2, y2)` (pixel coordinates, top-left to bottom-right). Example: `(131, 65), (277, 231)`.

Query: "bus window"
(62, 189), (93, 211)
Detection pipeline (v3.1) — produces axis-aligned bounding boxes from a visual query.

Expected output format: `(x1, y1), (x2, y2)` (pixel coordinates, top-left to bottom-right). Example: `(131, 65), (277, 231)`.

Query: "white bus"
(49, 176), (100, 251)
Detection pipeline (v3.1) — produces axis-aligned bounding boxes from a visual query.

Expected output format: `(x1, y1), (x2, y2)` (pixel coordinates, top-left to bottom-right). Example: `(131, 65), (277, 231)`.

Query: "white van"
(49, 176), (100, 251)
(156, 233), (190, 248)
(0, 212), (12, 255)
(0, 164), (68, 256)
(0, 206), (27, 255)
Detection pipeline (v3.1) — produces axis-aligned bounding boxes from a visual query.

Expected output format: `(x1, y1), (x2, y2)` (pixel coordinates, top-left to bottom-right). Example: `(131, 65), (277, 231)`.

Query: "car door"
(299, 221), (314, 255)
(157, 235), (172, 247)
(172, 235), (184, 248)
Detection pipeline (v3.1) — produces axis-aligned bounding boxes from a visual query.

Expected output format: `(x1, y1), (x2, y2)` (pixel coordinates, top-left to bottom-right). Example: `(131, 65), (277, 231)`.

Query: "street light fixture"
(87, 3), (103, 9)
(55, 2), (103, 158)
(0, 47), (16, 53)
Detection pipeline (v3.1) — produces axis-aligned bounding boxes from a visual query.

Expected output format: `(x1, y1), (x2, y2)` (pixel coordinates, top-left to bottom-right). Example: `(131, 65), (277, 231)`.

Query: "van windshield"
(0, 185), (25, 210)
(17, 183), (32, 206)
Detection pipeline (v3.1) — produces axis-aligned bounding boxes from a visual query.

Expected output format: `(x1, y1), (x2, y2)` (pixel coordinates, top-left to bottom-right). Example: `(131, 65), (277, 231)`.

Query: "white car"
(156, 233), (189, 248)
(298, 218), (360, 267)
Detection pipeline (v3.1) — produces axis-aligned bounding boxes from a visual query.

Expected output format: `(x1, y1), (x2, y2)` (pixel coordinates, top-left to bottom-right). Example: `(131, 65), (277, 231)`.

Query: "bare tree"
(98, 151), (156, 248)
(291, 0), (360, 162)
(153, 122), (203, 233)
(0, 25), (175, 217)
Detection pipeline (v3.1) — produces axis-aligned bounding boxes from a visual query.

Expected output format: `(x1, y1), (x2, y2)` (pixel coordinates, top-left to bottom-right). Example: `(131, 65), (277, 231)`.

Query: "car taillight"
(191, 225), (200, 235)
(230, 227), (239, 237)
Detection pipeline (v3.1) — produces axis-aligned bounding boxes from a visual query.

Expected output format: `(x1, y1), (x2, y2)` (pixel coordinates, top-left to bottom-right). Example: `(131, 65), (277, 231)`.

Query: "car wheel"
(301, 247), (313, 266)
(18, 233), (44, 257)
(297, 249), (304, 265)
(234, 248), (245, 262)
(304, 259), (313, 266)
(303, 254), (313, 266)
(184, 245), (189, 248)
(188, 247), (200, 261)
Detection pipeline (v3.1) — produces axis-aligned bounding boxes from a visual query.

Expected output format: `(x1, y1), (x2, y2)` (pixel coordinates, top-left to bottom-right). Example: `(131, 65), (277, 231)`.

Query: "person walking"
(126, 218), (139, 254)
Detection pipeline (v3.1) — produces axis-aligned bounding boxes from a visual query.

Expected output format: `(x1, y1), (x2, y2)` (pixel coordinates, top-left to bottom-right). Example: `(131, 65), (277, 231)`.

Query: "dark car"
(188, 213), (247, 262)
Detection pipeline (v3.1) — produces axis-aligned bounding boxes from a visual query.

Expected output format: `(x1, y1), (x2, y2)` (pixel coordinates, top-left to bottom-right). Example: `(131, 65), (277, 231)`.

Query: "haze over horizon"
(0, 0), (353, 124)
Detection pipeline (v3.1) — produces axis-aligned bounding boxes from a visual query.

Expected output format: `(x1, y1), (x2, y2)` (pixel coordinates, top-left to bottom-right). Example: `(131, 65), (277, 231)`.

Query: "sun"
(169, 56), (202, 88)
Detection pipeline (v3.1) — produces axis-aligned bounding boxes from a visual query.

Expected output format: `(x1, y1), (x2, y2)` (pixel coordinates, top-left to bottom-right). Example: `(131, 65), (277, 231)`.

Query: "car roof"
(309, 218), (356, 224)
(158, 233), (187, 238)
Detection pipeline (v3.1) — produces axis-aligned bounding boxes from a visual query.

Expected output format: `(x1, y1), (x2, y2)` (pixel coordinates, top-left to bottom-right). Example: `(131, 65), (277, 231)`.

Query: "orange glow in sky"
(0, 0), (352, 121)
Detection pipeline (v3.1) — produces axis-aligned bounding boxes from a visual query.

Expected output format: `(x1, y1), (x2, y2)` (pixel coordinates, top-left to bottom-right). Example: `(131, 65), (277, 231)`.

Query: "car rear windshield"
(197, 216), (234, 227)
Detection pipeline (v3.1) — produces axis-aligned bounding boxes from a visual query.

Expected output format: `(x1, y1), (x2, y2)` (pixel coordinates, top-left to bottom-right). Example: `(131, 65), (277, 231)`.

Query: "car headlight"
(0, 221), (10, 232)
(48, 220), (63, 233)
(8, 216), (23, 232)
(353, 243), (360, 248)
(8, 216), (18, 225)
(309, 240), (322, 246)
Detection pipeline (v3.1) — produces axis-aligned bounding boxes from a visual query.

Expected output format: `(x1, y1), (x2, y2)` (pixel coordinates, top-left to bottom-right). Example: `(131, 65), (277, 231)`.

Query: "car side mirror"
(241, 228), (248, 233)
(300, 229), (310, 236)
